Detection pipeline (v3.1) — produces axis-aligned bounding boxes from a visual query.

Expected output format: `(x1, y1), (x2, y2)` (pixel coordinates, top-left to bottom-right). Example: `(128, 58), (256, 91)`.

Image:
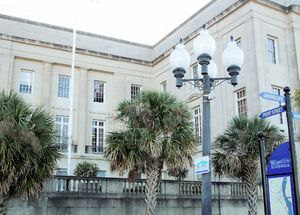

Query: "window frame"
(19, 69), (34, 94)
(191, 63), (201, 88)
(192, 106), (202, 146)
(160, 81), (167, 92)
(131, 84), (142, 100)
(267, 36), (279, 64)
(58, 75), (70, 98)
(91, 120), (105, 153)
(235, 88), (247, 117)
(55, 115), (69, 151)
(94, 80), (105, 103)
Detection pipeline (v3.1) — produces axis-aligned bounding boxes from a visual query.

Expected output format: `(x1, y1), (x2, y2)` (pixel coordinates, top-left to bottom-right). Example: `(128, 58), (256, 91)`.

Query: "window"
(131, 84), (141, 99)
(96, 170), (106, 177)
(267, 37), (278, 64)
(58, 75), (70, 98)
(193, 106), (201, 145)
(191, 64), (201, 88)
(55, 116), (69, 151)
(19, 69), (33, 94)
(236, 88), (247, 117)
(94, 80), (104, 103)
(161, 81), (167, 92)
(272, 86), (284, 124)
(91, 120), (104, 153)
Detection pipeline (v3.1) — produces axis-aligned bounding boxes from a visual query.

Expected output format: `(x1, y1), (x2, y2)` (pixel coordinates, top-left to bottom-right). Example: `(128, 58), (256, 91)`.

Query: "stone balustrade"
(46, 175), (262, 199)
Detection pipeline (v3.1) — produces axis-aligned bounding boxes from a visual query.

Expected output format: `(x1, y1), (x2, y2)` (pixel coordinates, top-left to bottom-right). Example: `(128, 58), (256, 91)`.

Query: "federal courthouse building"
(0, 0), (299, 179)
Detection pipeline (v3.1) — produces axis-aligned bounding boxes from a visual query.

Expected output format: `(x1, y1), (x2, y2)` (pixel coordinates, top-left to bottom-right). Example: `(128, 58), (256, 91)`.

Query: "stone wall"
(7, 177), (264, 215)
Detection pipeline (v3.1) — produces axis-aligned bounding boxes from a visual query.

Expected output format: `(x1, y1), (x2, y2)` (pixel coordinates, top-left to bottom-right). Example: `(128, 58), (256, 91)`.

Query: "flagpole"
(67, 0), (77, 176)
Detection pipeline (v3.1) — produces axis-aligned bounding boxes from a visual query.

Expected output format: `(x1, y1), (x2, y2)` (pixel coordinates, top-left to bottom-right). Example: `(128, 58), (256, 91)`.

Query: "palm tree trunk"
(0, 193), (9, 215)
(144, 162), (160, 215)
(244, 166), (258, 215)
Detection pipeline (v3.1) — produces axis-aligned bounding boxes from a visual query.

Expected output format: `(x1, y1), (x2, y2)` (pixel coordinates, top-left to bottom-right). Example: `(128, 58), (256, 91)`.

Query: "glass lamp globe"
(193, 28), (216, 58)
(222, 37), (244, 69)
(169, 42), (190, 72)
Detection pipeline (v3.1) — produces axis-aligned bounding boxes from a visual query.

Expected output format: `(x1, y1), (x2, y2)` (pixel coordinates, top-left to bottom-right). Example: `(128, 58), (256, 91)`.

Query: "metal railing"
(85, 145), (104, 154)
(55, 136), (78, 153)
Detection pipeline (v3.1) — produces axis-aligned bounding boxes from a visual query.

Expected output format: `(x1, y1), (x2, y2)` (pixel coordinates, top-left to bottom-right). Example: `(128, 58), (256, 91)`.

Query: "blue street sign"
(259, 106), (286, 119)
(259, 92), (286, 103)
(293, 112), (300, 120)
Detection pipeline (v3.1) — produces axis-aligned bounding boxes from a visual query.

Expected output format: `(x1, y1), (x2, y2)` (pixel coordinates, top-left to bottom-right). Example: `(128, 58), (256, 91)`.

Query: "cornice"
(0, 0), (297, 67)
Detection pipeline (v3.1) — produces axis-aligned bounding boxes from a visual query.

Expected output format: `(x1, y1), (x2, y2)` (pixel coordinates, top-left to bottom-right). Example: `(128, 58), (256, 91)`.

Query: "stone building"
(0, 0), (299, 179)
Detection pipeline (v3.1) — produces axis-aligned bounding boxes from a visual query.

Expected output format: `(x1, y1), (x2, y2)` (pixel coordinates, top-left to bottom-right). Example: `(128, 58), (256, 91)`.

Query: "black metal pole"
(284, 86), (300, 214)
(258, 132), (269, 215)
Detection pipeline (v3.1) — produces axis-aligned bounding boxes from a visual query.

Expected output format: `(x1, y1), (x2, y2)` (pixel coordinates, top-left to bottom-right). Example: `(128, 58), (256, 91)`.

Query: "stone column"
(0, 53), (14, 91)
(76, 68), (88, 154)
(41, 61), (53, 110)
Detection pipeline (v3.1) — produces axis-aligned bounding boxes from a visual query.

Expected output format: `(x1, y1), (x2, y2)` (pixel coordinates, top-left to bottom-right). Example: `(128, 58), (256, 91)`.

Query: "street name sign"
(259, 92), (285, 103)
(259, 106), (286, 119)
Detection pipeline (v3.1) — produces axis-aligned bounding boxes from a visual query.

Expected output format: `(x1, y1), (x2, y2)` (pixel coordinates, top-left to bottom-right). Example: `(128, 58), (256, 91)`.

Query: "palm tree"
(0, 91), (60, 215)
(212, 116), (284, 215)
(104, 91), (196, 215)
(293, 88), (300, 108)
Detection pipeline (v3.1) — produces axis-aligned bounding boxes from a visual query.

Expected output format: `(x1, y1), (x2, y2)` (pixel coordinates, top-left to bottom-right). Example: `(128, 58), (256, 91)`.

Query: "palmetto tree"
(212, 116), (284, 215)
(0, 91), (60, 215)
(104, 91), (196, 215)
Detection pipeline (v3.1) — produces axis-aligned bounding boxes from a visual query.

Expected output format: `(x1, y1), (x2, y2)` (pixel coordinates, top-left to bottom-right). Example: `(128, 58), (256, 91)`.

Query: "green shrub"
(74, 161), (99, 177)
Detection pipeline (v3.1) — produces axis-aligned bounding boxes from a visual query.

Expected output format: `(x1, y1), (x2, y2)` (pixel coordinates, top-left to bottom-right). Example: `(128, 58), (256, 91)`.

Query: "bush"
(74, 162), (99, 177)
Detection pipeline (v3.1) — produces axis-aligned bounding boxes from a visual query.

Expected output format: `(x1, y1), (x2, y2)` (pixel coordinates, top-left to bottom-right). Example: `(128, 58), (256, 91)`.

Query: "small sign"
(259, 106), (286, 119)
(194, 156), (210, 175)
(266, 142), (297, 214)
(259, 92), (285, 103)
(267, 142), (292, 175)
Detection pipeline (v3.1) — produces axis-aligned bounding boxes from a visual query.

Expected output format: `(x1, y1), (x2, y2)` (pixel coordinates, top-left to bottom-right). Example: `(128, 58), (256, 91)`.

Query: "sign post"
(283, 87), (300, 214)
(258, 132), (269, 215)
(266, 142), (297, 214)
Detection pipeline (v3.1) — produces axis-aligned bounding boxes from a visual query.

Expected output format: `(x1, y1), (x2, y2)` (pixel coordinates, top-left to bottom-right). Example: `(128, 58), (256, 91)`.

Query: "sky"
(0, 0), (211, 45)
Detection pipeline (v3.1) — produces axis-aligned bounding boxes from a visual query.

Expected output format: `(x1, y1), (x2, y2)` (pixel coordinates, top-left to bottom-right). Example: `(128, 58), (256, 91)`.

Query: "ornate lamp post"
(169, 25), (244, 215)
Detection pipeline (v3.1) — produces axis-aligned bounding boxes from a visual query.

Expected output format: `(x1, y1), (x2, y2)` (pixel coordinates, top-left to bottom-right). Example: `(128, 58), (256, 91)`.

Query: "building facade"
(0, 0), (299, 179)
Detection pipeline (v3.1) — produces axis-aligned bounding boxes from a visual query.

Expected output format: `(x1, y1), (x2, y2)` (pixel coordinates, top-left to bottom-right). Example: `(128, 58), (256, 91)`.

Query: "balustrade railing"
(47, 176), (261, 199)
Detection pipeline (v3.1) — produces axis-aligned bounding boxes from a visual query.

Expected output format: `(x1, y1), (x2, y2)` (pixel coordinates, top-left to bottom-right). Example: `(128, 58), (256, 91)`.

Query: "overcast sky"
(0, 0), (211, 45)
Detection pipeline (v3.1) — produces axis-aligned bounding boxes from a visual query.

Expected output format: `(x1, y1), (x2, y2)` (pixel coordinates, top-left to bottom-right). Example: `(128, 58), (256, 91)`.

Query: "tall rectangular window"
(19, 69), (33, 94)
(131, 84), (141, 99)
(92, 120), (104, 153)
(193, 106), (201, 145)
(55, 116), (69, 151)
(272, 86), (284, 124)
(236, 88), (247, 117)
(58, 75), (70, 98)
(94, 80), (104, 103)
(191, 64), (200, 88)
(267, 37), (277, 64)
(161, 81), (167, 92)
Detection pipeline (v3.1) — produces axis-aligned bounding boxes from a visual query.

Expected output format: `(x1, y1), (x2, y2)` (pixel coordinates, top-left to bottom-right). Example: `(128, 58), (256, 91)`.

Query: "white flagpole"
(67, 0), (77, 176)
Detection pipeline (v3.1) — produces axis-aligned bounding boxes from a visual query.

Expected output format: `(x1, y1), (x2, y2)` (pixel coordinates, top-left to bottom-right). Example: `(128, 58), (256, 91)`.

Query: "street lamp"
(169, 25), (244, 215)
